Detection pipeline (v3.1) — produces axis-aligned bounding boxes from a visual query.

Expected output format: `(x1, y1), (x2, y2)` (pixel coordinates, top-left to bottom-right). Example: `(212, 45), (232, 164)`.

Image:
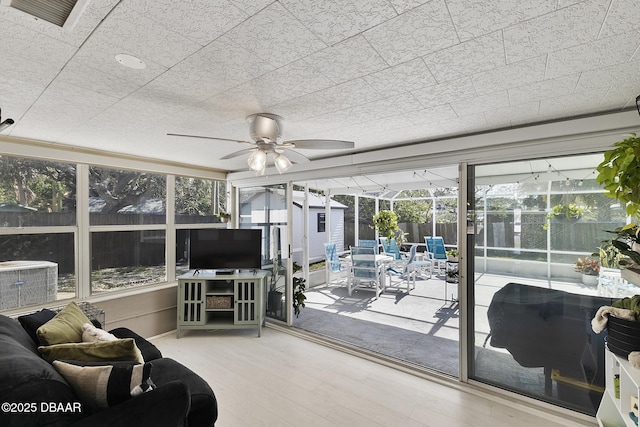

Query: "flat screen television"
(189, 229), (262, 272)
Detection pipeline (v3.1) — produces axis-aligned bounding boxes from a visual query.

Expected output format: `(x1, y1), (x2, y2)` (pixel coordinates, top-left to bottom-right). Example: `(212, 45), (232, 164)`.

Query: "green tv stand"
(177, 270), (268, 338)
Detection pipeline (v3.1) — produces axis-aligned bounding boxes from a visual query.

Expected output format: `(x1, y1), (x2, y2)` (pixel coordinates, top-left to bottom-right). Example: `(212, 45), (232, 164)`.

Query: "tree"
(0, 156), (76, 212)
(175, 177), (214, 215)
(89, 167), (165, 213)
(394, 199), (431, 223)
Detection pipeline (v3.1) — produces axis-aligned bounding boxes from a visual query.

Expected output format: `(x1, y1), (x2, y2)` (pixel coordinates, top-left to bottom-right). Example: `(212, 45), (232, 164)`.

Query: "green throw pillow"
(52, 360), (154, 409)
(36, 302), (92, 345)
(38, 338), (144, 364)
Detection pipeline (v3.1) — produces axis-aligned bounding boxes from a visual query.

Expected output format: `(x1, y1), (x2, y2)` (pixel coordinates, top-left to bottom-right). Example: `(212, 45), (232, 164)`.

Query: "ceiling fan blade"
(167, 133), (253, 145)
(281, 149), (310, 164)
(284, 139), (355, 149)
(220, 148), (257, 160)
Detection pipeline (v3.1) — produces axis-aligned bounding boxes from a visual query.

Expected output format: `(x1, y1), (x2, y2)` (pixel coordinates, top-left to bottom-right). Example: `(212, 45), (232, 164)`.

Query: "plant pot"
(581, 273), (598, 287)
(607, 316), (640, 358)
(447, 256), (458, 262)
(267, 290), (283, 316)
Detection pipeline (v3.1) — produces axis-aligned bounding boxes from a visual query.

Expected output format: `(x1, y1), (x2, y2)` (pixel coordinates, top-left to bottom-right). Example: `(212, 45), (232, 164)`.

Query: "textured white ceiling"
(0, 0), (639, 173)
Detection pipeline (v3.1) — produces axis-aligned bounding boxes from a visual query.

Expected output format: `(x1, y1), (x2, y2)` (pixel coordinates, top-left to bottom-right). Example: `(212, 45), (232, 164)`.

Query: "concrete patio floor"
(292, 270), (600, 378)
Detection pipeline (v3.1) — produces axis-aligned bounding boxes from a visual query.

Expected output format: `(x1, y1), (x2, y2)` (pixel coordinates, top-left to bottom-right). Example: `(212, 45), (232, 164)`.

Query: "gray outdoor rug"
(293, 304), (460, 376)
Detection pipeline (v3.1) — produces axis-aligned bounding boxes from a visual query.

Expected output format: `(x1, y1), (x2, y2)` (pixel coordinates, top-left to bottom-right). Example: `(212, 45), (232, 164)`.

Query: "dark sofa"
(0, 312), (217, 427)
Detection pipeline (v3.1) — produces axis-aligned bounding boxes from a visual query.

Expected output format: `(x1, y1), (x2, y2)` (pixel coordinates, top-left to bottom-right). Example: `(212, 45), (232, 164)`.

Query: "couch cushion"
(39, 338), (144, 364)
(82, 323), (118, 342)
(0, 313), (39, 354)
(151, 357), (218, 427)
(36, 302), (92, 345)
(17, 309), (56, 345)
(109, 327), (162, 361)
(53, 360), (155, 410)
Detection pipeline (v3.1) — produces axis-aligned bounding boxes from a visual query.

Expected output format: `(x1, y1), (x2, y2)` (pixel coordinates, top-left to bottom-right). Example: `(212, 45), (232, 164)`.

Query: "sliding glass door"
(238, 184), (292, 323)
(469, 154), (628, 415)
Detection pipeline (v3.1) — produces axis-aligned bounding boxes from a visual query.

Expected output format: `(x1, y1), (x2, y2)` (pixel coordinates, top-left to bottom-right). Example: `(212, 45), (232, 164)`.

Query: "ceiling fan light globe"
(274, 153), (292, 174)
(247, 149), (267, 171)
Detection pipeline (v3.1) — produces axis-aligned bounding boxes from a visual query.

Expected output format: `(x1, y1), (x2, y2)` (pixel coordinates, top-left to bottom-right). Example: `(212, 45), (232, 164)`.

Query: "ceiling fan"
(168, 113), (354, 174)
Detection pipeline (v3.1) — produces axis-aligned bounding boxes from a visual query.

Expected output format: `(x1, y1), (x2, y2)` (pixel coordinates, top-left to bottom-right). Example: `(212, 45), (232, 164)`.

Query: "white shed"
(292, 191), (346, 265)
(238, 189), (347, 266)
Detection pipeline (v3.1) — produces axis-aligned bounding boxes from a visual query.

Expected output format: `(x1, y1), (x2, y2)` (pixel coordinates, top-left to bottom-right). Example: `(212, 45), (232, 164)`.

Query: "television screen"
(189, 229), (262, 271)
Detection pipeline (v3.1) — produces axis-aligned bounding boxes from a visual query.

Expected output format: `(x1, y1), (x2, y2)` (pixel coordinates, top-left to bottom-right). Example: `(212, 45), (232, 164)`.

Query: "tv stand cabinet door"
(178, 279), (206, 334)
(234, 279), (259, 327)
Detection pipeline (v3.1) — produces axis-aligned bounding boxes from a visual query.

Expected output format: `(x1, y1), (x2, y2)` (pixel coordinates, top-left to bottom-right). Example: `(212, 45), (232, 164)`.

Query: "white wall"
(293, 207), (345, 265)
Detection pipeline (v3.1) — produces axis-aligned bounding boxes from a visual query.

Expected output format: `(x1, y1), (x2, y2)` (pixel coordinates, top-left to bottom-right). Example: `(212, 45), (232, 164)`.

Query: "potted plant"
(267, 255), (284, 318)
(606, 224), (640, 265)
(372, 210), (399, 240)
(292, 262), (306, 318)
(596, 137), (640, 284)
(596, 133), (640, 217)
(575, 256), (600, 286)
(542, 204), (584, 230)
(267, 260), (307, 318)
(217, 211), (231, 223)
(595, 242), (625, 270)
(446, 249), (459, 262)
(445, 265), (459, 283)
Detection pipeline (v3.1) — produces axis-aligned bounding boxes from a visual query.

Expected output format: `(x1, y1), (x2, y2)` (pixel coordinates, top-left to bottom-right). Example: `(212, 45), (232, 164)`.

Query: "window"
(174, 176), (227, 279)
(317, 213), (325, 232)
(0, 155), (77, 308)
(0, 156), (76, 227)
(91, 230), (166, 294)
(89, 167), (165, 225)
(89, 167), (167, 294)
(0, 154), (227, 309)
(175, 177), (226, 224)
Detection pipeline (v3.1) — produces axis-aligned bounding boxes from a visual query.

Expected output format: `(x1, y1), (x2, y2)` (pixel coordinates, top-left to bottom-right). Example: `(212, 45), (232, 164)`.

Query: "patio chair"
(379, 237), (404, 260)
(324, 242), (349, 285)
(413, 252), (433, 279)
(358, 239), (379, 254)
(425, 236), (447, 272)
(348, 246), (384, 299)
(386, 244), (418, 293)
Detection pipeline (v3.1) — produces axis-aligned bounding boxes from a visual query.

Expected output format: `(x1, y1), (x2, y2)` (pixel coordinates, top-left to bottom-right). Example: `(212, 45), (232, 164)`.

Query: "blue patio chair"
(425, 236), (447, 272)
(348, 246), (384, 299)
(386, 244), (418, 293)
(379, 237), (403, 260)
(324, 242), (349, 285)
(358, 239), (379, 254)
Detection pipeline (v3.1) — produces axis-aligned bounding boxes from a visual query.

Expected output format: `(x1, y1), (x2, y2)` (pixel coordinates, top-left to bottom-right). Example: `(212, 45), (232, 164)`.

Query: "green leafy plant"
(446, 267), (459, 281)
(542, 204), (584, 230)
(575, 257), (600, 276)
(217, 211), (231, 222)
(594, 242), (625, 269)
(292, 262), (306, 318)
(596, 133), (640, 217)
(446, 249), (459, 258)
(372, 210), (399, 239)
(607, 224), (640, 267)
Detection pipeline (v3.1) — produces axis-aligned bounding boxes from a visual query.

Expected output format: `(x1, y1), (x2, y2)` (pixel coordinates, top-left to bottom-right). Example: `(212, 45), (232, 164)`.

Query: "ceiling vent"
(1, 0), (88, 28)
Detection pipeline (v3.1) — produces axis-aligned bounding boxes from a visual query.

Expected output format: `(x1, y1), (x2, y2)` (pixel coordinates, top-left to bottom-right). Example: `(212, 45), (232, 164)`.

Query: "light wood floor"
(152, 326), (596, 427)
